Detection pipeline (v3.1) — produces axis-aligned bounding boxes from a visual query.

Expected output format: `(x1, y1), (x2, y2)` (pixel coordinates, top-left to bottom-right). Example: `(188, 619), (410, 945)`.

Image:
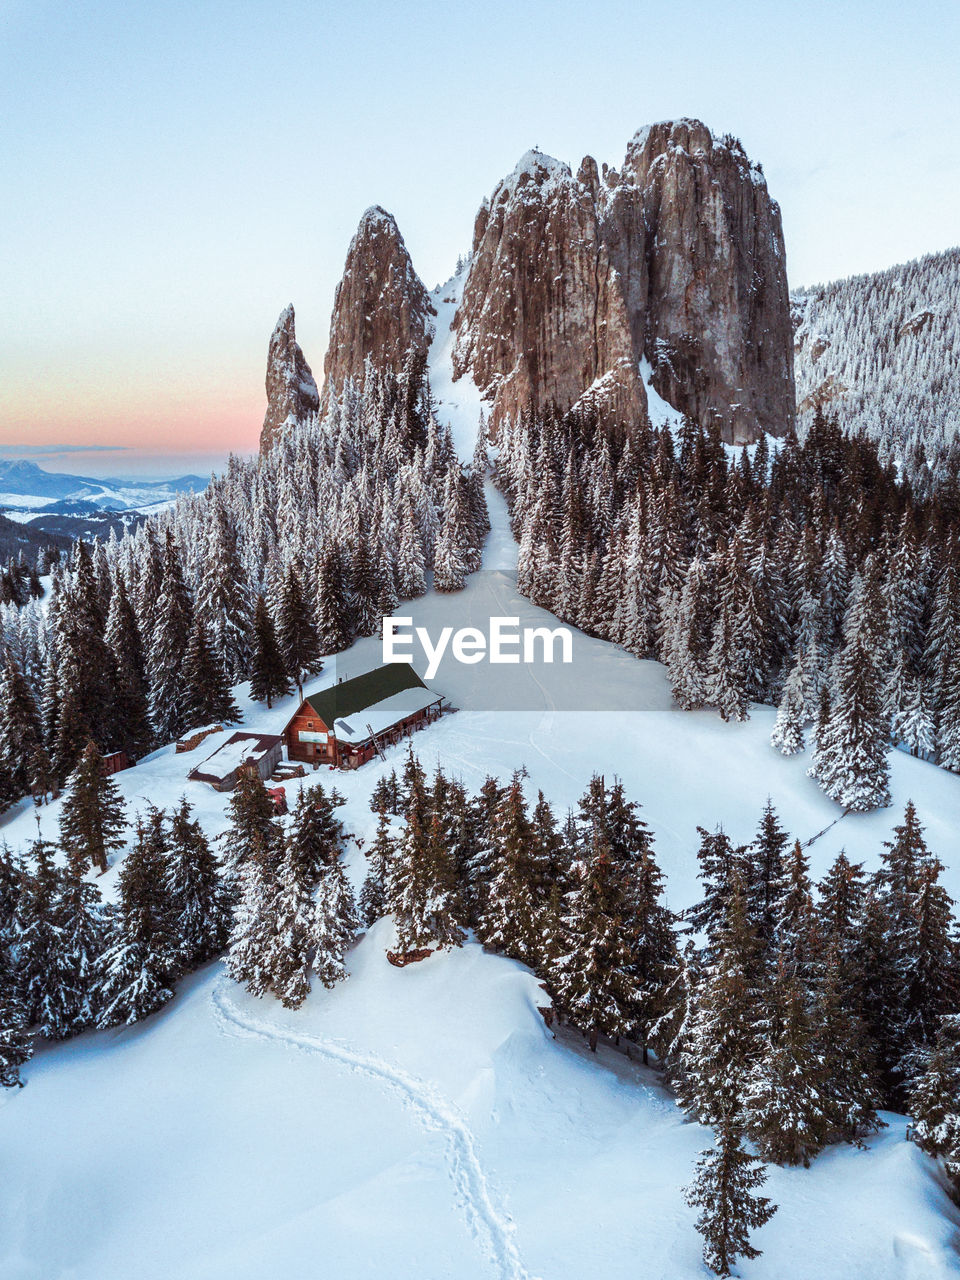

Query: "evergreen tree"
(166, 798), (232, 972)
(815, 938), (883, 1145)
(312, 855), (359, 988)
(249, 594), (291, 709)
(743, 800), (790, 949)
(745, 958), (831, 1166)
(225, 855), (277, 999)
(52, 863), (106, 1036)
(223, 765), (283, 876)
(685, 1121), (777, 1277)
(149, 530), (195, 742)
(13, 832), (70, 1037)
(286, 783), (347, 887)
(104, 572), (154, 760)
(264, 847), (318, 1008)
(315, 544), (353, 654)
(0, 946), (31, 1087)
(552, 812), (643, 1051)
(679, 876), (764, 1125)
(809, 636), (890, 812)
(0, 650), (43, 797)
(478, 771), (542, 967)
(391, 765), (464, 954)
(686, 827), (745, 953)
(909, 1015), (960, 1199)
(278, 564), (320, 697)
(359, 803), (394, 926)
(182, 616), (240, 729)
(59, 740), (127, 875)
(97, 810), (175, 1027)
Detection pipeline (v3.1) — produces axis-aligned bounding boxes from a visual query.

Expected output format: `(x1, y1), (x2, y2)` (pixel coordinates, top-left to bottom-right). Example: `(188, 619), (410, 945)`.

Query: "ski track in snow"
(211, 981), (538, 1280)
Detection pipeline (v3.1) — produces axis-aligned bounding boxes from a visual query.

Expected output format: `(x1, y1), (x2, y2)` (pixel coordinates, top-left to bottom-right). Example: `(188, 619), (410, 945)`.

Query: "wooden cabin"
(188, 731), (282, 792)
(283, 666), (444, 770)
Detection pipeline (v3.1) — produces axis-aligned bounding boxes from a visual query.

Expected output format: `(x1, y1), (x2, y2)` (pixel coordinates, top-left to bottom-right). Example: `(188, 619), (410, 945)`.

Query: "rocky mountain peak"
(321, 205), (435, 401)
(452, 146), (643, 431)
(259, 304), (320, 452)
(451, 119), (795, 443)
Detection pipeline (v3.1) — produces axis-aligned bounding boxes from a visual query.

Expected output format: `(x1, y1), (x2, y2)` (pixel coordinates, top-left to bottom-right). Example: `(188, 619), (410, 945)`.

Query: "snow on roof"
(332, 687), (442, 746)
(189, 732), (280, 781)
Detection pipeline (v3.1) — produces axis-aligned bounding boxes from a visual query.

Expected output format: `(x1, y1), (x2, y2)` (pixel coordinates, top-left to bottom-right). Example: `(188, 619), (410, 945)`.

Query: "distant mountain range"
(0, 460), (207, 541)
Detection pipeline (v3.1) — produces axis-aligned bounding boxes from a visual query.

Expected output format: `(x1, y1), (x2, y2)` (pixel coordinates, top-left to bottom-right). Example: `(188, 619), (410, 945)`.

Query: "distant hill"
(0, 459), (207, 506)
(0, 460), (208, 541)
(0, 510), (70, 562)
(792, 246), (960, 458)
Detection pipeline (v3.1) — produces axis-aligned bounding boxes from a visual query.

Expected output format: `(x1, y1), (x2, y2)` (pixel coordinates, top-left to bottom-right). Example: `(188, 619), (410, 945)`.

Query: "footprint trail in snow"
(211, 981), (537, 1280)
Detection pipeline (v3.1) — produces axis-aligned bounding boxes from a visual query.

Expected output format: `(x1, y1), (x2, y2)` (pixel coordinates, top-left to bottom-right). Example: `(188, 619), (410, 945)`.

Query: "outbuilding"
(188, 731), (282, 792)
(282, 665), (444, 769)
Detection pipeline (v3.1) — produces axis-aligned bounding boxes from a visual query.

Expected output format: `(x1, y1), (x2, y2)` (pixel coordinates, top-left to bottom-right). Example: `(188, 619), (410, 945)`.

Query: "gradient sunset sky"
(2, 0), (958, 476)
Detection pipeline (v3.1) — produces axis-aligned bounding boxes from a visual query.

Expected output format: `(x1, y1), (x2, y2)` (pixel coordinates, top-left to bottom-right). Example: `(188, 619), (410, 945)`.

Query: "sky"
(1, 0), (958, 477)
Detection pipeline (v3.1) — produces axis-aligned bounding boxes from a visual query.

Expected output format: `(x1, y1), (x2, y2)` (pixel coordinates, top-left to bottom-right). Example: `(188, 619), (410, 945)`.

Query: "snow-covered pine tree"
(249, 594), (291, 709)
(0, 943), (31, 1087)
(263, 846), (317, 1008)
(104, 572), (154, 760)
(477, 771), (542, 967)
(285, 783), (347, 887)
(815, 938), (883, 1146)
(312, 853), (359, 988)
(390, 764), (463, 955)
(315, 543), (353, 654)
(52, 861), (106, 1036)
(707, 569), (749, 722)
(278, 563), (320, 697)
(909, 1015), (960, 1200)
(664, 556), (712, 710)
(686, 827), (745, 955)
(58, 741), (127, 876)
(684, 1120), (777, 1277)
(0, 650), (43, 798)
(769, 658), (806, 755)
(223, 765), (283, 876)
(194, 488), (252, 684)
(12, 831), (71, 1038)
(742, 800), (790, 950)
(359, 802), (394, 926)
(182, 616), (241, 731)
(679, 875), (764, 1125)
(149, 530), (195, 743)
(224, 854), (276, 999)
(744, 957), (831, 1166)
(166, 798), (231, 973)
(552, 810), (643, 1052)
(97, 810), (175, 1027)
(809, 635), (890, 811)
(396, 501), (427, 599)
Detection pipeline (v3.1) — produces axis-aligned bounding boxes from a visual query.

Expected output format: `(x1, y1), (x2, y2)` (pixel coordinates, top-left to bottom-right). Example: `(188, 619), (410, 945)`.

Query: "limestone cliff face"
(451, 151), (645, 429)
(453, 120), (795, 443)
(321, 206), (434, 400)
(264, 119), (796, 451)
(259, 305), (320, 452)
(609, 119), (795, 443)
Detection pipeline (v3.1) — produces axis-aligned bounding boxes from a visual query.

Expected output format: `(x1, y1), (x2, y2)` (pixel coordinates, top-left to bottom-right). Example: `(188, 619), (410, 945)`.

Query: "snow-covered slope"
(2, 322), (959, 1280)
(792, 247), (960, 456)
(2, 745), (958, 1280)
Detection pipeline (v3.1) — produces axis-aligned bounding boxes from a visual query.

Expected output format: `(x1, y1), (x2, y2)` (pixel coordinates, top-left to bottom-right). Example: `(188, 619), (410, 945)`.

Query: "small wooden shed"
(188, 731), (282, 792)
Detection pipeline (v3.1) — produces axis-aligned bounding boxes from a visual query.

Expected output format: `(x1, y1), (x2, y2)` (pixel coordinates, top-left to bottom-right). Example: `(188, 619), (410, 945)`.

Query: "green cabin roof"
(299, 665), (431, 727)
